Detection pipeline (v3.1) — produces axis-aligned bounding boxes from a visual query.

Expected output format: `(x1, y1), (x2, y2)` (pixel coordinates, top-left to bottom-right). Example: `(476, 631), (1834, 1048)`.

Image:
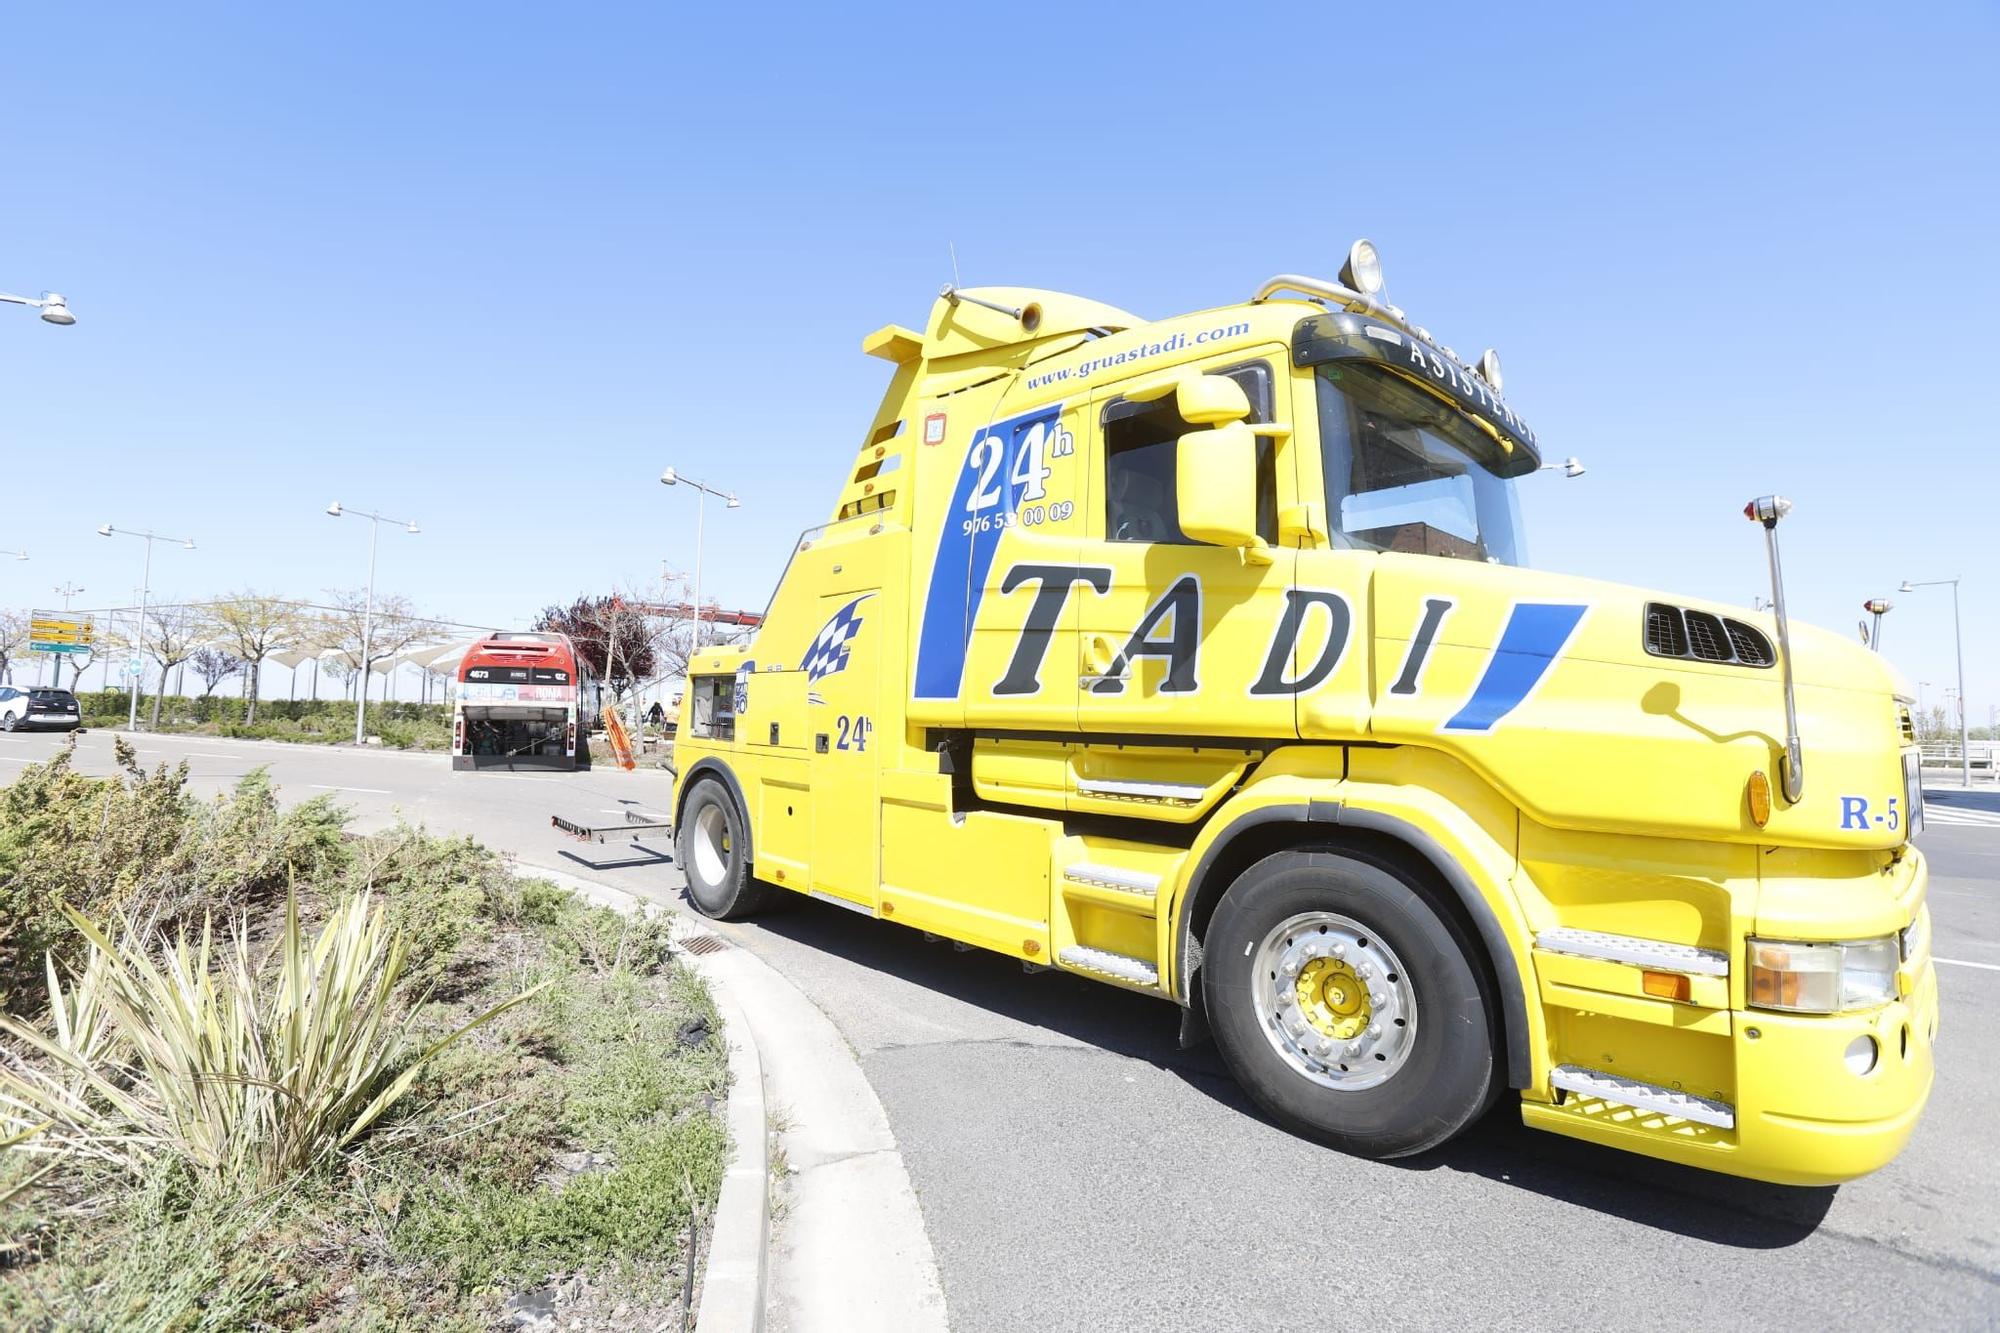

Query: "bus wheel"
(678, 780), (767, 920)
(1202, 848), (1494, 1159)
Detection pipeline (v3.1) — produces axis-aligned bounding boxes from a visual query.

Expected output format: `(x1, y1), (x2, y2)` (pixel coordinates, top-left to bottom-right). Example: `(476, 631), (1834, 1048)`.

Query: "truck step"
(1073, 776), (1205, 806)
(1057, 945), (1160, 989)
(1536, 927), (1730, 977)
(1062, 862), (1161, 898)
(1550, 1064), (1736, 1130)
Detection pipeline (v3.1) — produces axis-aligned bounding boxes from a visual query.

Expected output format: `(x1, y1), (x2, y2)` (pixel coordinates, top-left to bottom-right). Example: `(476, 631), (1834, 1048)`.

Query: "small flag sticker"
(924, 413), (947, 446)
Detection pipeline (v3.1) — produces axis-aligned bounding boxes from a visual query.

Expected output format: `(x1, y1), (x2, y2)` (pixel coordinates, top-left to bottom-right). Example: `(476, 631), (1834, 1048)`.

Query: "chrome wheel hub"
(691, 804), (731, 887)
(1250, 911), (1417, 1090)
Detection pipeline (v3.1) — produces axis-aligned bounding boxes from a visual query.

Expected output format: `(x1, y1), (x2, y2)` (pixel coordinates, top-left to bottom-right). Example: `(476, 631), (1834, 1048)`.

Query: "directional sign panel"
(30, 610), (96, 654)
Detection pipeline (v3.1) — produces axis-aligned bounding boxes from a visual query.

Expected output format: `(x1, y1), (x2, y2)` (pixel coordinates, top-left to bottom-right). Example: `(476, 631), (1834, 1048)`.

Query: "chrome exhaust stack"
(1746, 495), (1805, 803)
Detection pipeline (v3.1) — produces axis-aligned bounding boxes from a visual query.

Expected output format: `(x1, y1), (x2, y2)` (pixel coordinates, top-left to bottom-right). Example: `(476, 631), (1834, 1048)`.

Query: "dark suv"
(0, 686), (82, 731)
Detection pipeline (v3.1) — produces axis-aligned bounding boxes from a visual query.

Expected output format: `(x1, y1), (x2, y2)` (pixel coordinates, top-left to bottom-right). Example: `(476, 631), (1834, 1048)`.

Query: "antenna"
(949, 241), (962, 291)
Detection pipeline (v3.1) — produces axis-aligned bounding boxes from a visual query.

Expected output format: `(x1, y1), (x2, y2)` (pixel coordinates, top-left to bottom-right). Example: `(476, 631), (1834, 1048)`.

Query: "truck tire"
(678, 779), (768, 920)
(1202, 848), (1495, 1159)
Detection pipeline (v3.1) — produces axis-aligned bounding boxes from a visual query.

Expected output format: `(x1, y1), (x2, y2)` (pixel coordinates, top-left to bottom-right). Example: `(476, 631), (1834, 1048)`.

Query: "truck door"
(806, 586), (882, 912)
(916, 397), (1093, 730)
(1074, 352), (1314, 741)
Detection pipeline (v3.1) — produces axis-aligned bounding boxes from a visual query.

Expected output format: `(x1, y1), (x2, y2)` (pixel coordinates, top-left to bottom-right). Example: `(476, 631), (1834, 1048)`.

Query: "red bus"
(451, 632), (602, 771)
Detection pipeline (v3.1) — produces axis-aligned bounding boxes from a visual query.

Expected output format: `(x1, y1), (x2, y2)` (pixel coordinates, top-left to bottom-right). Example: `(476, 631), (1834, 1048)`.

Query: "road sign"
(29, 610), (95, 655)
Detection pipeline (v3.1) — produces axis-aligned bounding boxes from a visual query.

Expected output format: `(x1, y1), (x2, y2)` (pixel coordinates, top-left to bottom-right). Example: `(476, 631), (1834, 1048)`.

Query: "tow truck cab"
(671, 244), (1934, 1185)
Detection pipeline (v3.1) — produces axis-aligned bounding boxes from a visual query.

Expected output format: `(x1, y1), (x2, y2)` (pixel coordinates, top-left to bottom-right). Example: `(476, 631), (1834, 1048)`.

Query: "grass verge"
(0, 748), (726, 1330)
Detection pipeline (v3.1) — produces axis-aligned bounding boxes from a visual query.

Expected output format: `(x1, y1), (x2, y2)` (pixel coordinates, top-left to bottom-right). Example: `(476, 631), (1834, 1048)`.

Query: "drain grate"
(677, 932), (731, 956)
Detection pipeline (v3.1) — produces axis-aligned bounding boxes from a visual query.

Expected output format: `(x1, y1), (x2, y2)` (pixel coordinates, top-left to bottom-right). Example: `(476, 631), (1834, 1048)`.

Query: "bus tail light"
(567, 721), (576, 755)
(453, 716), (464, 754)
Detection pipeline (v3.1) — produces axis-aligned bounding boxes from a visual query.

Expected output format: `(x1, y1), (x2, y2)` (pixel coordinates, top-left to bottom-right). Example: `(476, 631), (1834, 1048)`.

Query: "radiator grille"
(1643, 604), (1776, 670)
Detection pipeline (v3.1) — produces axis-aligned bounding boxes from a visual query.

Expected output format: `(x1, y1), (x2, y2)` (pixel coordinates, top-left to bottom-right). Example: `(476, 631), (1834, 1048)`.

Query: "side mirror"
(1177, 421), (1261, 550)
(1176, 374), (1251, 425)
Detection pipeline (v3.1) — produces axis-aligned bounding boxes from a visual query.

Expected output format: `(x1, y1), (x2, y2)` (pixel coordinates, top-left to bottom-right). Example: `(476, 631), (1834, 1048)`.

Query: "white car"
(0, 686), (82, 731)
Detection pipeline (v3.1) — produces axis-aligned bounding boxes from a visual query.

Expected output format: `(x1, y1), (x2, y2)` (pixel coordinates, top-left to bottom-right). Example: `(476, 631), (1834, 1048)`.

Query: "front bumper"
(1523, 851), (1937, 1185)
(1730, 955), (1937, 1185)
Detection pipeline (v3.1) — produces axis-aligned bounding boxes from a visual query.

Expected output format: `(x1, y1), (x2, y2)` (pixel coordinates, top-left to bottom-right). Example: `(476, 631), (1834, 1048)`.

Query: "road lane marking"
(1936, 957), (2000, 972)
(310, 784), (392, 795)
(187, 751), (239, 759)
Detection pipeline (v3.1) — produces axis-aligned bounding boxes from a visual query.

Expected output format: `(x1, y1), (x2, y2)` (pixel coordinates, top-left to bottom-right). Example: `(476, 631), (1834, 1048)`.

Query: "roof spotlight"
(1339, 239), (1384, 298)
(1476, 348), (1503, 395)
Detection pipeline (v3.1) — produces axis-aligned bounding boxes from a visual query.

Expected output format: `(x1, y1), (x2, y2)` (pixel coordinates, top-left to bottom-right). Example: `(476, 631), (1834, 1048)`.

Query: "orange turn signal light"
(1642, 970), (1692, 1002)
(1747, 770), (1772, 828)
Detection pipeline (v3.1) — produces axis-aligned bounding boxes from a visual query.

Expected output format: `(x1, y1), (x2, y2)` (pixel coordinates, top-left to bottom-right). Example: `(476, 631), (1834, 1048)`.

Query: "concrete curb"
(520, 861), (948, 1333)
(694, 978), (770, 1333)
(520, 865), (770, 1332)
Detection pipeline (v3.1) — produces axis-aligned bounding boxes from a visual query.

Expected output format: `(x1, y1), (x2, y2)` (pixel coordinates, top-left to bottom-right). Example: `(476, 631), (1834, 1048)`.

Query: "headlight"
(1748, 936), (1899, 1013)
(1902, 749), (1925, 837)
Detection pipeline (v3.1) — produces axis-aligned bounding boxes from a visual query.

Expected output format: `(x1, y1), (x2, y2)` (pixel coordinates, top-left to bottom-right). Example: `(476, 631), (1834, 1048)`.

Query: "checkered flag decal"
(800, 594), (872, 682)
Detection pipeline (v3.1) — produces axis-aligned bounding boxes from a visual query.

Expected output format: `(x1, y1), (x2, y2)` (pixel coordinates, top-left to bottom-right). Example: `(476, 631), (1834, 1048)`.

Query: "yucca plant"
(0, 888), (542, 1193)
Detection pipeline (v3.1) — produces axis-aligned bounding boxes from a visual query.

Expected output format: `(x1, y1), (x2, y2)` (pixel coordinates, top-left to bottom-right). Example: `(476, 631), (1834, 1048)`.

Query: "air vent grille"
(1684, 611), (1730, 661)
(1724, 621), (1774, 667)
(1645, 604), (1688, 658)
(1643, 604), (1775, 670)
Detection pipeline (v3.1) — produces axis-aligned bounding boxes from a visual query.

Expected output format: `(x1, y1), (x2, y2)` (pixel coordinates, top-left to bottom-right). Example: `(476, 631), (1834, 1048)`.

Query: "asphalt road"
(6, 728), (1997, 1328)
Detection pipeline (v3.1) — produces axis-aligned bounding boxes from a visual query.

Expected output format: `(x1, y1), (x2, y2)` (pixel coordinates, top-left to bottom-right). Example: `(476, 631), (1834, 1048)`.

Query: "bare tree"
(320, 590), (433, 705)
(189, 646), (243, 697)
(145, 604), (204, 727)
(207, 591), (303, 723)
(0, 611), (26, 686)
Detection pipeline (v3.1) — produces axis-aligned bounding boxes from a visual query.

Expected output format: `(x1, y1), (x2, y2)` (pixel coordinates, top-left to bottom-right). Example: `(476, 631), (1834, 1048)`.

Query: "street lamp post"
(47, 580), (84, 687)
(97, 525), (195, 730)
(1900, 577), (1968, 787)
(0, 290), (76, 325)
(327, 502), (419, 745)
(658, 469), (740, 651)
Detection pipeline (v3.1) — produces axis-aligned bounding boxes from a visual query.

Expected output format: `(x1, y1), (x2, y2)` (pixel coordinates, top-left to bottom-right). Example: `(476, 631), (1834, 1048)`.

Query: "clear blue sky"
(4, 4), (1996, 718)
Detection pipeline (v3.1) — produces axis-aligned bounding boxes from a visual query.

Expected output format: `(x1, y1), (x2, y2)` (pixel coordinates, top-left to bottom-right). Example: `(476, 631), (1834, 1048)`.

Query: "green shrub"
(0, 741), (349, 1008)
(348, 824), (514, 987)
(0, 889), (543, 1192)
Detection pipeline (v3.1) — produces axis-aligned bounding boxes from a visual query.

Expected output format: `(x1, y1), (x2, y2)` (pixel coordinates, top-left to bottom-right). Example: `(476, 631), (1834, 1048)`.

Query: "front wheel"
(0, 713), (17, 732)
(676, 779), (769, 920)
(1202, 848), (1496, 1159)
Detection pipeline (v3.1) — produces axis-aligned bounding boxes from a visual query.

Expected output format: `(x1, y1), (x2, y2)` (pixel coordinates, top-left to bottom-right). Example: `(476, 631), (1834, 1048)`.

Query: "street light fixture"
(0, 550), (27, 561)
(1899, 576), (1968, 787)
(327, 501), (419, 745)
(659, 469), (740, 650)
(1537, 457), (1586, 478)
(97, 524), (196, 730)
(1, 289), (76, 325)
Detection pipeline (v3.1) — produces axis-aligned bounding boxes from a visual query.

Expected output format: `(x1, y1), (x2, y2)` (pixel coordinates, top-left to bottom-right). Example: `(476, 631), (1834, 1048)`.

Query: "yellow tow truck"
(670, 242), (1935, 1184)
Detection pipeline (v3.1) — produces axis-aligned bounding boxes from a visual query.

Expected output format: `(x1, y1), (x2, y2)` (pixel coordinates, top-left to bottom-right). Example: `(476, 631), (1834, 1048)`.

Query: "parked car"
(0, 686), (82, 731)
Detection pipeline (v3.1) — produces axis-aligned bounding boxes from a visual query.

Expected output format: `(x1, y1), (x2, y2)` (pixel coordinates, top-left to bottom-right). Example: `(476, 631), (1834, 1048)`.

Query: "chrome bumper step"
(1551, 1064), (1736, 1130)
(1537, 926), (1730, 977)
(1062, 863), (1161, 898)
(1057, 945), (1160, 988)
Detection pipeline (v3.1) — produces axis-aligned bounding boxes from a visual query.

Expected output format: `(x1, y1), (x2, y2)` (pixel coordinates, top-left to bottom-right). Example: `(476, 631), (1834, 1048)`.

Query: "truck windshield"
(1314, 363), (1527, 565)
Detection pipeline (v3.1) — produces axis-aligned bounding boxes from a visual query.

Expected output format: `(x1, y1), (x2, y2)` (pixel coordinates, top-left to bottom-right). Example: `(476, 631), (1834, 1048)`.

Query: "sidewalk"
(525, 863), (949, 1333)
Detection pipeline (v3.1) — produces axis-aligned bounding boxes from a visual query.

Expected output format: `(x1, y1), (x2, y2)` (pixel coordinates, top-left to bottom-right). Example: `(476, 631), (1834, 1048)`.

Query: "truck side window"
(688, 675), (735, 741)
(1102, 362), (1276, 545)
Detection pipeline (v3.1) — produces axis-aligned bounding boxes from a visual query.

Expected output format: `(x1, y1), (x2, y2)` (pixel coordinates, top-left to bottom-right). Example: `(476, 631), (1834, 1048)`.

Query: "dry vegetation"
(0, 740), (725, 1330)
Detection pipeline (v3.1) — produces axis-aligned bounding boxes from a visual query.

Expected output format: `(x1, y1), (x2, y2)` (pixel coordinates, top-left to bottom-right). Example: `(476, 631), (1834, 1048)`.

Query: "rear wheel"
(677, 779), (769, 920)
(0, 712), (17, 732)
(1202, 848), (1496, 1159)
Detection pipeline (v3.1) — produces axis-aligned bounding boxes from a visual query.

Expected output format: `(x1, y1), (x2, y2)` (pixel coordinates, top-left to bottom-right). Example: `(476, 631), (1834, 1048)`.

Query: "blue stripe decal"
(1441, 603), (1587, 732)
(913, 403), (1063, 699)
